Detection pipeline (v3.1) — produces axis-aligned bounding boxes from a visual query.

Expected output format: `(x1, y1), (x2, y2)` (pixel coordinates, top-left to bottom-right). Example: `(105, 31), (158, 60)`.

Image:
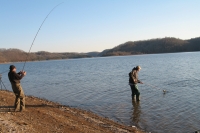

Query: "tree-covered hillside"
(0, 49), (90, 63)
(1, 37), (200, 63)
(102, 37), (200, 56)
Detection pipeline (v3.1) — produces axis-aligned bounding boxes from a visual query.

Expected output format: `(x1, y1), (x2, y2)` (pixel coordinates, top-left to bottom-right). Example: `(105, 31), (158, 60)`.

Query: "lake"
(0, 52), (200, 133)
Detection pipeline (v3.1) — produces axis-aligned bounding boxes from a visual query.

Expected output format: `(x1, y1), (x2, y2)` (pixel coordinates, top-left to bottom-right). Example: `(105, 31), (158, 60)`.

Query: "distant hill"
(86, 52), (100, 57)
(98, 49), (111, 56)
(0, 49), (90, 63)
(1, 37), (200, 63)
(101, 37), (200, 56)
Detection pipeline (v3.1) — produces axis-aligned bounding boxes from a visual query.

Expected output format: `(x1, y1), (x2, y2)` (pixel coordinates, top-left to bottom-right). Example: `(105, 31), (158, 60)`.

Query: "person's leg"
(20, 97), (25, 111)
(130, 85), (136, 100)
(134, 84), (140, 101)
(18, 84), (25, 111)
(14, 94), (18, 108)
(11, 83), (21, 111)
(15, 95), (20, 111)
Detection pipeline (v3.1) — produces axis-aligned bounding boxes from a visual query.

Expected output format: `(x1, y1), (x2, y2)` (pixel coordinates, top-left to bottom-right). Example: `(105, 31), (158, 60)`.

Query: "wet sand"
(0, 90), (144, 133)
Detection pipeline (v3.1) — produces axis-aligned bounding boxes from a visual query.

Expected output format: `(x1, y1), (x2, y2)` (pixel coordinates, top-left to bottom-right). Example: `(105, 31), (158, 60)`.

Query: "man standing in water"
(8, 65), (26, 112)
(129, 66), (143, 101)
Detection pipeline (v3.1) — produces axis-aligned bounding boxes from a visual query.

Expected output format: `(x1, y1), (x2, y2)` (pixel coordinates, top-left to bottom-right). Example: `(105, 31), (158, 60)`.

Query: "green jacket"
(129, 69), (141, 84)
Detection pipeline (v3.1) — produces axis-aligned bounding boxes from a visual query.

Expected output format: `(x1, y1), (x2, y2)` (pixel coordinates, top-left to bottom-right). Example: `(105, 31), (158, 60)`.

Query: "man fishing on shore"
(129, 66), (143, 101)
(8, 65), (26, 112)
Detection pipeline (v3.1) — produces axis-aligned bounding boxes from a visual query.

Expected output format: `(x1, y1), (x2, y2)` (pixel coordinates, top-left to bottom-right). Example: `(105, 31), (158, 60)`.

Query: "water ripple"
(0, 52), (200, 133)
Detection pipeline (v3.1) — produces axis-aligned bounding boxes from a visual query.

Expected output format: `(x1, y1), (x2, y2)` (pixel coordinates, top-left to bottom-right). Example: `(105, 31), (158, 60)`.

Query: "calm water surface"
(0, 52), (200, 133)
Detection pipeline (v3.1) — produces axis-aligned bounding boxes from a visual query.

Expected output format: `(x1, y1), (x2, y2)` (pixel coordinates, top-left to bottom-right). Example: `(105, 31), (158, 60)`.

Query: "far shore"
(1, 50), (200, 65)
(0, 57), (96, 65)
(0, 59), (64, 65)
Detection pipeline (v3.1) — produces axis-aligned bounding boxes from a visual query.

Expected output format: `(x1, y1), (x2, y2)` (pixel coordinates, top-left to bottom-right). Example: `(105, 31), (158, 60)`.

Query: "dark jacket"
(8, 71), (24, 84)
(129, 68), (141, 84)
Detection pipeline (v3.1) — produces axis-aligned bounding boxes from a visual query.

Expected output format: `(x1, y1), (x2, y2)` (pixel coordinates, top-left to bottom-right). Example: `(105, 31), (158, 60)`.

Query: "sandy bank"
(0, 90), (144, 133)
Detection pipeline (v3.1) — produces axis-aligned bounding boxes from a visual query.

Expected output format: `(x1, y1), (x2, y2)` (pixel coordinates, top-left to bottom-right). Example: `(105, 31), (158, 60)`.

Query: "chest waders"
(130, 84), (140, 101)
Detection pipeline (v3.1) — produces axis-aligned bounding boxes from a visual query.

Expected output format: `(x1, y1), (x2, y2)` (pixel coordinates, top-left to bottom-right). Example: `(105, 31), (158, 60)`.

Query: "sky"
(0, 0), (200, 53)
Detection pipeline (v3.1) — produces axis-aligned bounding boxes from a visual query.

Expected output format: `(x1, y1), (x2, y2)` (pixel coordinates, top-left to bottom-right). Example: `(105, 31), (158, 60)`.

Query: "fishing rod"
(21, 2), (64, 71)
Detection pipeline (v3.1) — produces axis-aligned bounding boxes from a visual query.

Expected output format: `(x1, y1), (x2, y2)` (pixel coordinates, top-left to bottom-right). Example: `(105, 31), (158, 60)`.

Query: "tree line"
(0, 49), (90, 63)
(102, 37), (200, 56)
(1, 37), (200, 63)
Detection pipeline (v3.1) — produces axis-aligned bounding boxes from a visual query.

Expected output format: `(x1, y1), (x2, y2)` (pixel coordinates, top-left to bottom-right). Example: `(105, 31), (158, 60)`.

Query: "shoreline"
(0, 59), (62, 65)
(0, 57), (93, 65)
(0, 90), (144, 133)
(1, 51), (200, 65)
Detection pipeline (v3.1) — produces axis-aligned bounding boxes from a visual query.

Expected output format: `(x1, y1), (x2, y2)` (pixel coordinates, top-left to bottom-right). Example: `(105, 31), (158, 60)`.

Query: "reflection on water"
(0, 52), (200, 133)
(131, 101), (141, 128)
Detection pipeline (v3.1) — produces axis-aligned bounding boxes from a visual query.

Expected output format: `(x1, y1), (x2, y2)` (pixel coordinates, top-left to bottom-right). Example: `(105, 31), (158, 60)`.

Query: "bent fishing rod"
(21, 2), (64, 71)
(0, 3), (63, 75)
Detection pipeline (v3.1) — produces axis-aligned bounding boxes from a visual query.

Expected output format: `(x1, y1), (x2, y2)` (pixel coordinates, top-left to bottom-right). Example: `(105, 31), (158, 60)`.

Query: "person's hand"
(22, 71), (27, 76)
(140, 82), (143, 84)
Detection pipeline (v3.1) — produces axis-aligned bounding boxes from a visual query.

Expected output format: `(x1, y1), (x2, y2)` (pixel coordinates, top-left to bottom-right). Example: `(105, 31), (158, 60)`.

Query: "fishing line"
(0, 74), (7, 90)
(143, 82), (167, 93)
(189, 75), (200, 81)
(22, 2), (64, 71)
(0, 2), (63, 74)
(0, 70), (9, 75)
(0, 3), (63, 91)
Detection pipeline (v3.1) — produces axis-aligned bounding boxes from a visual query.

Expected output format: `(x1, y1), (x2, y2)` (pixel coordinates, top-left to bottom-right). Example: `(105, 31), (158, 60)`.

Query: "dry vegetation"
(0, 49), (90, 63)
